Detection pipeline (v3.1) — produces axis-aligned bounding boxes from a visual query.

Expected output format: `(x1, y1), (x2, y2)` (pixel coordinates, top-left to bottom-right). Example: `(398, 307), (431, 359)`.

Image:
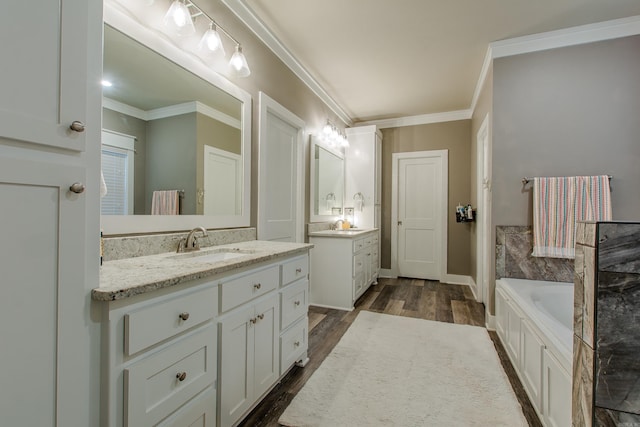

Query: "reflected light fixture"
(163, 0), (196, 36)
(101, 80), (113, 87)
(229, 45), (251, 78)
(159, 0), (251, 78)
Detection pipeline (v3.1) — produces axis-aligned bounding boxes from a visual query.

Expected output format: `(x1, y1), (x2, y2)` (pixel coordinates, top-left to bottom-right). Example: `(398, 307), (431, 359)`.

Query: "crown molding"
(219, 0), (353, 126)
(103, 97), (148, 121)
(356, 109), (472, 129)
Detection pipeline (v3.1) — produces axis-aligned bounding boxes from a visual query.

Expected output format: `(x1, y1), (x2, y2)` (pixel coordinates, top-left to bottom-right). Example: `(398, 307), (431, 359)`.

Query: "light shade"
(198, 23), (226, 57)
(229, 45), (251, 78)
(163, 0), (196, 36)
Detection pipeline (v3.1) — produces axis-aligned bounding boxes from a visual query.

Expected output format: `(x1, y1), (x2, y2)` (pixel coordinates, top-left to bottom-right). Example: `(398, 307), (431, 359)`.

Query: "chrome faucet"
(177, 227), (208, 252)
(331, 219), (343, 230)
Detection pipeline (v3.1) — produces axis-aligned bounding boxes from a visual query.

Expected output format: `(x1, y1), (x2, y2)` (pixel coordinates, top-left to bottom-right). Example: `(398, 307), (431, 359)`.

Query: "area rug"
(279, 311), (527, 426)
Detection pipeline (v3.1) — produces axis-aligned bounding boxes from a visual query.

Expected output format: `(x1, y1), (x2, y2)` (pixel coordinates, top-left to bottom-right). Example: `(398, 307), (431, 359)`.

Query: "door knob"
(69, 121), (86, 133)
(69, 182), (85, 194)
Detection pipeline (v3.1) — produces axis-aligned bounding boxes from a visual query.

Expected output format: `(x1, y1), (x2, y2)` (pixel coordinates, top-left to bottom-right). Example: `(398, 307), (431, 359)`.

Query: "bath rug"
(279, 311), (527, 426)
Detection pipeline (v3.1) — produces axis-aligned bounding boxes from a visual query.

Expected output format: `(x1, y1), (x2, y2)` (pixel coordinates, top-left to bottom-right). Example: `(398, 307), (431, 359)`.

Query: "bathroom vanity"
(94, 240), (312, 427)
(308, 228), (379, 310)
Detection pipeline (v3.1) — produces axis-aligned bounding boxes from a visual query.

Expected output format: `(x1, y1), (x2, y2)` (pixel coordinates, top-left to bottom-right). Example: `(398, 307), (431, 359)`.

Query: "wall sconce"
(161, 0), (251, 77)
(319, 120), (349, 148)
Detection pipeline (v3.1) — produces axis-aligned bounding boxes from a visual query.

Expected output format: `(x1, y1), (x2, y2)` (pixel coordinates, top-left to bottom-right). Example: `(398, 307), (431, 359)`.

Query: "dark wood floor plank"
(451, 299), (471, 324)
(435, 285), (454, 323)
(423, 280), (439, 291)
(384, 299), (404, 315)
(467, 300), (486, 327)
(447, 283), (466, 301)
(368, 282), (395, 311)
(402, 283), (422, 311)
(418, 289), (437, 320)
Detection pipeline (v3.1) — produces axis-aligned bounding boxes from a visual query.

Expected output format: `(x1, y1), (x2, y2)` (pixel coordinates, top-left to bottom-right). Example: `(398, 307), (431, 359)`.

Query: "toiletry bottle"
(466, 205), (473, 220)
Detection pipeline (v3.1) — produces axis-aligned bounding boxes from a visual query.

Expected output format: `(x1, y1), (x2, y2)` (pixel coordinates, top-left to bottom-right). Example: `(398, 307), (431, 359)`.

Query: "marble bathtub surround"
(102, 227), (257, 261)
(94, 240), (312, 301)
(572, 221), (640, 426)
(495, 225), (574, 282)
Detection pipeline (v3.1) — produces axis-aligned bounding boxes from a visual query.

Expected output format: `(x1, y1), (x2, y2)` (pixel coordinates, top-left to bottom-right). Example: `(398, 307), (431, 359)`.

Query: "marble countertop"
(93, 240), (313, 302)
(308, 228), (378, 238)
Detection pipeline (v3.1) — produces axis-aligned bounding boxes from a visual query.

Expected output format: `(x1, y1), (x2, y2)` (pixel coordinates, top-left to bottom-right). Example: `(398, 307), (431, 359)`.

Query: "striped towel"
(151, 190), (180, 215)
(532, 176), (611, 259)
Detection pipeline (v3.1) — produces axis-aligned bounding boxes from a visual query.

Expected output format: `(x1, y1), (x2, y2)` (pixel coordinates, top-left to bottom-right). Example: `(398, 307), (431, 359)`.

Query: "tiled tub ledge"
(93, 240), (313, 301)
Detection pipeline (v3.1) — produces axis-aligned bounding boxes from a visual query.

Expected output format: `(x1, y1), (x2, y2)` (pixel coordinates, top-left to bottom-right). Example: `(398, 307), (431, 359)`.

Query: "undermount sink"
(169, 249), (252, 263)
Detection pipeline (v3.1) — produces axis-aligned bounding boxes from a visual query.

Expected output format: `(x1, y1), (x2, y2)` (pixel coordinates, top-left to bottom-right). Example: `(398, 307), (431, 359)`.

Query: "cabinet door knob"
(69, 121), (86, 133)
(69, 182), (85, 194)
(295, 268), (302, 274)
(179, 312), (190, 321)
(257, 313), (264, 320)
(253, 283), (261, 290)
(294, 341), (300, 347)
(294, 300), (301, 306)
(176, 372), (187, 382)
(250, 317), (257, 324)
(398, 220), (403, 226)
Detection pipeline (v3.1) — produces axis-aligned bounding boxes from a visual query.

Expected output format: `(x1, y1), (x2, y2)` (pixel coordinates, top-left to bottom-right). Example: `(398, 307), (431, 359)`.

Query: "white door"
(476, 114), (491, 304)
(203, 145), (241, 215)
(0, 157), (87, 426)
(393, 150), (448, 280)
(258, 93), (305, 242)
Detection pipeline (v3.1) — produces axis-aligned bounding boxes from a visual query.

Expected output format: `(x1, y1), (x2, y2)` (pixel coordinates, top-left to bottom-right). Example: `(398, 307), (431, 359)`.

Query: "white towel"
(151, 190), (180, 215)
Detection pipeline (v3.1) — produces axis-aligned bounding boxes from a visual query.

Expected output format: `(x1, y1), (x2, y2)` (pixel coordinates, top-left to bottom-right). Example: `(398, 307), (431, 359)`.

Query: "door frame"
(257, 92), (305, 242)
(476, 114), (491, 304)
(391, 149), (448, 280)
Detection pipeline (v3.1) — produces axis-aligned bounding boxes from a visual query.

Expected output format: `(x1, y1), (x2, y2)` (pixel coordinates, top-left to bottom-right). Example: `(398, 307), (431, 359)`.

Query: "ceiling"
(237, 0), (640, 123)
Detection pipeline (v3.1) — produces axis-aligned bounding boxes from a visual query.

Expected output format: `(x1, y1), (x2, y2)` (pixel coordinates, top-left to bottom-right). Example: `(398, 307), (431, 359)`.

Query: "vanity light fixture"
(319, 120), (349, 148)
(160, 0), (251, 77)
(101, 80), (113, 87)
(163, 0), (196, 36)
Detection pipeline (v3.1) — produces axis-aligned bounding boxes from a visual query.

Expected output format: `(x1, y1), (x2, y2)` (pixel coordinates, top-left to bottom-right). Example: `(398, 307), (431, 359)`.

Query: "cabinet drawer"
(220, 265), (279, 313)
(157, 386), (216, 427)
(372, 233), (379, 244)
(353, 238), (366, 253)
(364, 236), (373, 246)
(280, 279), (308, 331)
(125, 286), (217, 356)
(125, 326), (217, 427)
(281, 255), (309, 287)
(280, 317), (308, 374)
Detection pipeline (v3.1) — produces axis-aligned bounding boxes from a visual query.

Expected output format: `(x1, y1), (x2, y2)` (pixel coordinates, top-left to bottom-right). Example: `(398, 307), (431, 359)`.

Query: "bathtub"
(495, 278), (573, 427)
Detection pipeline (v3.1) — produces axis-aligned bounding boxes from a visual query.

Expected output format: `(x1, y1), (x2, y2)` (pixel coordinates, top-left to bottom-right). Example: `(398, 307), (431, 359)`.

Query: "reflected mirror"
(100, 8), (251, 234)
(310, 136), (344, 222)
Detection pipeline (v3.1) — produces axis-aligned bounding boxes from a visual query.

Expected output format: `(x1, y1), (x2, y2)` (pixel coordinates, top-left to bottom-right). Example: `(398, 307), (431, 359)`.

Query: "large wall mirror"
(310, 136), (344, 222)
(101, 1), (251, 234)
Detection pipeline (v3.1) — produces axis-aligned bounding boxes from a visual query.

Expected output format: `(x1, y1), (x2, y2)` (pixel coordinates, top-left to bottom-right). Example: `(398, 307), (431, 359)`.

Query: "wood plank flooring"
(238, 278), (541, 427)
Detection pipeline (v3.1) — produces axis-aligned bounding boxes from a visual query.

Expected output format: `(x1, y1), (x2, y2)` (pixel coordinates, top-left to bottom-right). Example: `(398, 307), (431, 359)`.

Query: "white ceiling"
(233, 0), (640, 123)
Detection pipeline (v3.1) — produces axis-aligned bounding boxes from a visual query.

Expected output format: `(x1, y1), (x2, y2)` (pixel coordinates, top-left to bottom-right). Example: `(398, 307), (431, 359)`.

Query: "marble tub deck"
(93, 240), (313, 301)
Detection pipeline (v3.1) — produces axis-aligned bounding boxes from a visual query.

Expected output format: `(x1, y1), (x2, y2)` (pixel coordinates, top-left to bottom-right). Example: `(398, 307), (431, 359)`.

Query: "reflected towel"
(151, 190), (180, 215)
(533, 176), (611, 259)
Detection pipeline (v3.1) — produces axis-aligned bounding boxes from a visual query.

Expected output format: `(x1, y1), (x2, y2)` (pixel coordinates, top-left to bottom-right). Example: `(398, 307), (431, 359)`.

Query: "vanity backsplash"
(103, 227), (257, 261)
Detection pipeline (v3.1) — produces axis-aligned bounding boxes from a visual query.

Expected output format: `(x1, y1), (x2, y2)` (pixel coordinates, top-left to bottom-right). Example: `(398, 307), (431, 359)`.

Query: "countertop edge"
(93, 243), (313, 302)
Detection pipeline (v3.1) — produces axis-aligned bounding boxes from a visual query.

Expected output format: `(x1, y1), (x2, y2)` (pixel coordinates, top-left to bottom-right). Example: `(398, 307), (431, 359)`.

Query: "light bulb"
(229, 45), (251, 77)
(322, 122), (332, 135)
(198, 23), (225, 57)
(163, 0), (195, 36)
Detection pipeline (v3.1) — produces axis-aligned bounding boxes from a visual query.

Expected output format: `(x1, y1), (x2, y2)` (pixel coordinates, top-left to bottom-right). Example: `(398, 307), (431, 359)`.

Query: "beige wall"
(380, 120), (472, 276)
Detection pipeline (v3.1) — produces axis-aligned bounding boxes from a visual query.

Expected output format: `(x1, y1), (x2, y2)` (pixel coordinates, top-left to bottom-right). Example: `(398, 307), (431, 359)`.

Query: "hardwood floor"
(238, 278), (541, 427)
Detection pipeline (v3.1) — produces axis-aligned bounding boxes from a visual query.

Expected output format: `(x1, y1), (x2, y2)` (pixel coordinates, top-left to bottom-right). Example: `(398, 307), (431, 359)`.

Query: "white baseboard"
(379, 268), (395, 278)
(485, 314), (496, 331)
(467, 277), (478, 300)
(442, 274), (471, 286)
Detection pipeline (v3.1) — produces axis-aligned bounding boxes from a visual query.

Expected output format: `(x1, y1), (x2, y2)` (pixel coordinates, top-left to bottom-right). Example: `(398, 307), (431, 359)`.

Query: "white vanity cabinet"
(0, 1), (102, 426)
(101, 279), (219, 427)
(309, 230), (379, 310)
(345, 125), (382, 230)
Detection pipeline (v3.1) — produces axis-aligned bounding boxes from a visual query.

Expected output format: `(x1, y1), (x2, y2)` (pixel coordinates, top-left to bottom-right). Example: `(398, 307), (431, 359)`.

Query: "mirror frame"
(309, 135), (345, 223)
(101, 1), (252, 234)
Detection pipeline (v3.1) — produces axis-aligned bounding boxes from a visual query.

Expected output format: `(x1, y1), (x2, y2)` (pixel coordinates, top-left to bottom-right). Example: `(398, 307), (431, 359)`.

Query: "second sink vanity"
(94, 239), (312, 427)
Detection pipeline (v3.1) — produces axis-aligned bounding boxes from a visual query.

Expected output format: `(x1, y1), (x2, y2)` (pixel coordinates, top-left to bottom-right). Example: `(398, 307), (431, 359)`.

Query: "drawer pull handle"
(176, 372), (187, 382)
(178, 312), (190, 321)
(257, 313), (264, 320)
(295, 268), (302, 274)
(253, 283), (261, 290)
(294, 341), (300, 347)
(294, 300), (301, 306)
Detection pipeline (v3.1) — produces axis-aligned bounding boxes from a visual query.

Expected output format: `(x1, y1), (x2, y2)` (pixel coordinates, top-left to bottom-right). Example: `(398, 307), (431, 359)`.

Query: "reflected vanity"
(309, 135), (345, 222)
(101, 4), (252, 234)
